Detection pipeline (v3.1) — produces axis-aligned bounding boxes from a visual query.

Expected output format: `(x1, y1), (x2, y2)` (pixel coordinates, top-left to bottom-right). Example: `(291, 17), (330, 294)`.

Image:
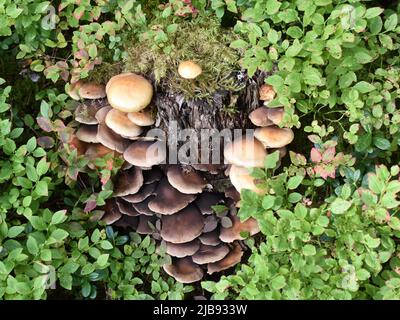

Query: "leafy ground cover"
(0, 0), (399, 300)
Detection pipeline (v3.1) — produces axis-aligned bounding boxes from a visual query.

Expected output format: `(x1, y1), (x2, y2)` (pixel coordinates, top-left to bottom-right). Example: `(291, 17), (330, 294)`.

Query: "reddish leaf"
(37, 136), (55, 149)
(84, 200), (97, 213)
(37, 117), (53, 132)
(310, 148), (322, 163)
(322, 147), (336, 163)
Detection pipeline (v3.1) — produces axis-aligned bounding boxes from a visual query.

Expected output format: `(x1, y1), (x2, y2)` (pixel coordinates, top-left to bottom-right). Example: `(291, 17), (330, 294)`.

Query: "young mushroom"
(166, 165), (207, 194)
(224, 135), (267, 168)
(127, 110), (155, 127)
(254, 126), (294, 148)
(259, 84), (276, 102)
(123, 141), (166, 168)
(178, 60), (202, 79)
(192, 244), (230, 265)
(105, 109), (143, 138)
(229, 165), (265, 195)
(67, 80), (106, 100)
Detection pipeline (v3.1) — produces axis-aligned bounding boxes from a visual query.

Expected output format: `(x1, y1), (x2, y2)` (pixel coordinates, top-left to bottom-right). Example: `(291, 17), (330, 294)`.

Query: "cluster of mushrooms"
(67, 61), (294, 284)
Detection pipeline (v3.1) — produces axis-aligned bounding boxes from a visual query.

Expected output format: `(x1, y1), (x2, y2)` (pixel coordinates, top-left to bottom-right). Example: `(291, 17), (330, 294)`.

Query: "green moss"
(123, 14), (244, 99)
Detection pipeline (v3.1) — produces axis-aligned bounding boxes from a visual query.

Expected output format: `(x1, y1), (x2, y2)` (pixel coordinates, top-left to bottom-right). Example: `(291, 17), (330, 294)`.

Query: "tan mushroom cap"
(229, 165), (265, 195)
(105, 109), (143, 138)
(249, 107), (273, 127)
(106, 73), (153, 113)
(76, 125), (98, 143)
(97, 122), (130, 153)
(74, 102), (104, 125)
(160, 205), (204, 244)
(259, 84), (276, 101)
(67, 80), (106, 100)
(148, 178), (196, 215)
(191, 163), (224, 174)
(164, 239), (201, 258)
(127, 110), (155, 127)
(224, 135), (267, 167)
(166, 165), (206, 194)
(163, 257), (204, 283)
(95, 106), (112, 123)
(254, 126), (294, 148)
(207, 242), (243, 275)
(123, 141), (166, 168)
(266, 107), (284, 125)
(114, 166), (144, 197)
(178, 60), (202, 79)
(219, 213), (260, 243)
(192, 244), (230, 265)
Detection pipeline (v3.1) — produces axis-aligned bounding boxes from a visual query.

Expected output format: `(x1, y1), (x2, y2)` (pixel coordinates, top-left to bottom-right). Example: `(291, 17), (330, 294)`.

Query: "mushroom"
(203, 215), (219, 233)
(85, 144), (116, 166)
(101, 200), (122, 225)
(224, 187), (241, 203)
(121, 181), (157, 203)
(148, 178), (196, 215)
(163, 257), (204, 283)
(164, 239), (201, 258)
(76, 125), (98, 143)
(259, 84), (276, 102)
(123, 141), (166, 168)
(96, 122), (130, 153)
(95, 106), (112, 123)
(229, 165), (265, 195)
(192, 244), (229, 264)
(254, 126), (294, 148)
(191, 163), (224, 174)
(178, 60), (202, 79)
(67, 80), (106, 100)
(219, 213), (260, 243)
(136, 215), (157, 234)
(207, 242), (243, 274)
(106, 73), (153, 113)
(143, 167), (163, 184)
(113, 166), (144, 197)
(166, 165), (206, 194)
(266, 107), (284, 126)
(195, 192), (223, 215)
(224, 135), (267, 167)
(249, 107), (274, 127)
(74, 102), (104, 125)
(160, 205), (204, 244)
(113, 215), (139, 230)
(115, 198), (140, 216)
(127, 110), (155, 127)
(131, 195), (157, 216)
(105, 109), (143, 138)
(199, 229), (221, 246)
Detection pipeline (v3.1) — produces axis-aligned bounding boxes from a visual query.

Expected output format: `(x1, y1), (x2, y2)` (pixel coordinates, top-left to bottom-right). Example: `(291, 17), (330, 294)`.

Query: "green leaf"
(368, 174), (384, 194)
(26, 236), (39, 255)
(50, 229), (69, 242)
(384, 13), (398, 31)
(264, 151), (280, 169)
(51, 210), (67, 225)
(354, 81), (375, 93)
(100, 240), (113, 250)
(364, 7), (384, 19)
(230, 39), (248, 49)
(302, 244), (316, 256)
(266, 0), (282, 15)
(35, 180), (48, 197)
(330, 198), (351, 214)
(286, 39), (302, 57)
(26, 137), (37, 153)
(287, 175), (304, 190)
(271, 275), (286, 290)
(288, 192), (302, 203)
(96, 254), (109, 268)
(7, 226), (25, 238)
(373, 137), (391, 150)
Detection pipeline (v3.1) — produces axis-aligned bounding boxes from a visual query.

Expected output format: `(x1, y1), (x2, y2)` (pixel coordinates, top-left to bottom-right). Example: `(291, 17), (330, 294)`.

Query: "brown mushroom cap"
(121, 181), (157, 203)
(74, 102), (104, 125)
(195, 192), (223, 215)
(166, 165), (206, 194)
(95, 106), (112, 123)
(113, 215), (139, 230)
(101, 200), (122, 225)
(97, 122), (130, 153)
(114, 166), (144, 197)
(192, 244), (230, 264)
(75, 125), (98, 143)
(115, 198), (140, 216)
(127, 110), (155, 127)
(266, 107), (284, 126)
(199, 229), (221, 246)
(163, 257), (204, 283)
(105, 109), (143, 138)
(224, 186), (241, 203)
(106, 73), (153, 113)
(178, 60), (202, 79)
(123, 141), (166, 168)
(249, 107), (274, 127)
(67, 80), (106, 100)
(254, 126), (294, 148)
(219, 213), (260, 243)
(224, 135), (267, 167)
(207, 242), (243, 274)
(160, 205), (204, 244)
(259, 84), (276, 102)
(143, 167), (163, 184)
(136, 215), (157, 234)
(203, 215), (219, 233)
(148, 178), (196, 215)
(131, 195), (157, 216)
(229, 165), (265, 195)
(164, 239), (201, 258)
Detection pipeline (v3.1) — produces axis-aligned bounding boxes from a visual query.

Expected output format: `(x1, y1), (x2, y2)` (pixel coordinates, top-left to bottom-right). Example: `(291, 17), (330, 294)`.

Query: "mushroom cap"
(199, 229), (221, 246)
(114, 215), (139, 230)
(249, 107), (273, 127)
(191, 163), (224, 174)
(148, 178), (196, 215)
(136, 215), (157, 234)
(95, 105), (112, 123)
(127, 110), (155, 127)
(122, 181), (157, 203)
(195, 192), (223, 215)
(229, 165), (265, 195)
(76, 125), (98, 143)
(163, 257), (204, 283)
(224, 135), (267, 167)
(105, 109), (143, 138)
(203, 215), (219, 233)
(219, 213), (260, 243)
(266, 107), (284, 126)
(115, 198), (140, 216)
(74, 102), (104, 125)
(101, 200), (122, 225)
(131, 195), (157, 216)
(259, 84), (276, 101)
(160, 205), (204, 244)
(178, 60), (202, 79)
(164, 239), (201, 258)
(166, 165), (206, 194)
(143, 167), (163, 184)
(67, 80), (106, 100)
(192, 244), (230, 264)
(114, 166), (144, 197)
(224, 186), (241, 203)
(70, 135), (88, 156)
(254, 126), (294, 148)
(123, 141), (166, 167)
(207, 242), (243, 274)
(106, 73), (153, 113)
(97, 122), (130, 153)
